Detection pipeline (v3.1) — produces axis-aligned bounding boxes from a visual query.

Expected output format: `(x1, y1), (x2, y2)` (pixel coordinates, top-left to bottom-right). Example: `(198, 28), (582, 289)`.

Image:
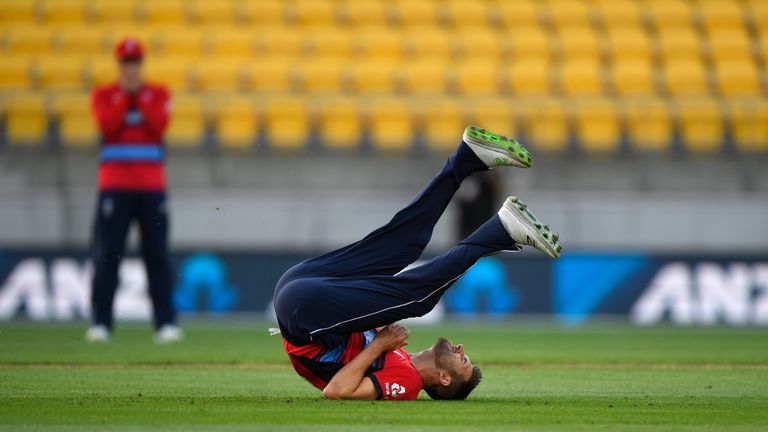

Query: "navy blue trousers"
(90, 191), (176, 330)
(274, 142), (518, 347)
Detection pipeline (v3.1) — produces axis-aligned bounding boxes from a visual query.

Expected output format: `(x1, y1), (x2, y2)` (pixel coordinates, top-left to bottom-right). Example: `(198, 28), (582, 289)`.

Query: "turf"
(2, 321), (767, 431)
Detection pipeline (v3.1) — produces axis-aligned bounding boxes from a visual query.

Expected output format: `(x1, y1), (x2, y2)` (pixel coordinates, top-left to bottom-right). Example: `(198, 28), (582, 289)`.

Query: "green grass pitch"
(2, 321), (767, 431)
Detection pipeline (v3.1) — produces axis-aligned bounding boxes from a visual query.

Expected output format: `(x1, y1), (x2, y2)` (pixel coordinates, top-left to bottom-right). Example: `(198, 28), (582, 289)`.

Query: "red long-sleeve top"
(91, 83), (171, 191)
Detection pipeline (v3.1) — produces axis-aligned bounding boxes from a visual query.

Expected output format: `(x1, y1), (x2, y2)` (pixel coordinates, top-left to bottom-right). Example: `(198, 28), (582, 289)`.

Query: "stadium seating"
(318, 97), (361, 150)
(53, 92), (96, 147)
(264, 97), (308, 150)
(0, 0), (765, 156)
(422, 98), (463, 150)
(214, 95), (257, 149)
(5, 92), (47, 145)
(166, 94), (204, 148)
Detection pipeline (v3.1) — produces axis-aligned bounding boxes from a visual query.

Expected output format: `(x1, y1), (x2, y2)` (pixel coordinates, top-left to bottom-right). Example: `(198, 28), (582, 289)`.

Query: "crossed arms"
(321, 324), (411, 400)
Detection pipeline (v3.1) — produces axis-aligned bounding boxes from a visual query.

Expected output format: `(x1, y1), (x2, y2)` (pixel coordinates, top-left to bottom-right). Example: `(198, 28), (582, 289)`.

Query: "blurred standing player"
(85, 38), (182, 344)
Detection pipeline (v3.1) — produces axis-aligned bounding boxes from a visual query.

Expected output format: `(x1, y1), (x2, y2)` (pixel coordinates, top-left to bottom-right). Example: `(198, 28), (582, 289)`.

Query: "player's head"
(114, 37), (144, 92)
(420, 337), (482, 400)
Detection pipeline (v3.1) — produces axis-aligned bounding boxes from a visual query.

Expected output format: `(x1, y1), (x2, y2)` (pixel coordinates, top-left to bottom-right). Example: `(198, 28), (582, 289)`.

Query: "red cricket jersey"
(283, 329), (423, 400)
(91, 82), (171, 192)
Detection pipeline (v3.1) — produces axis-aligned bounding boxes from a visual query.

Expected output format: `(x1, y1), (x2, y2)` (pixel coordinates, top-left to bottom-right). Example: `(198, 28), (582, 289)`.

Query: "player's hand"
(373, 324), (410, 352)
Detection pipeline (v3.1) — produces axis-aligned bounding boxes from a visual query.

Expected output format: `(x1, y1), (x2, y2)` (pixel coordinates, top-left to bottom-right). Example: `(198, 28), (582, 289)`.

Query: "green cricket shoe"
(463, 126), (533, 169)
(498, 196), (562, 259)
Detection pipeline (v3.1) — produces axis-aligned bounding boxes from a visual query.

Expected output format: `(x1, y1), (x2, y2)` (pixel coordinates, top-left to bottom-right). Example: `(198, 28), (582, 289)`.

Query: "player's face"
(433, 337), (474, 382)
(118, 59), (142, 92)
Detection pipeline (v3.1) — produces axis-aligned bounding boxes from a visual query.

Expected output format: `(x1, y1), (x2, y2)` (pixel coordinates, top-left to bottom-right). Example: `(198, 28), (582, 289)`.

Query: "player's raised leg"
(275, 196), (561, 346)
(277, 127), (533, 285)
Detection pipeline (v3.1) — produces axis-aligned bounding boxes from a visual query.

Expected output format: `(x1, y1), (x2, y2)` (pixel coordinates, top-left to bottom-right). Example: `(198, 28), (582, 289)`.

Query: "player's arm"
(322, 324), (410, 400)
(91, 88), (127, 137)
(138, 88), (171, 135)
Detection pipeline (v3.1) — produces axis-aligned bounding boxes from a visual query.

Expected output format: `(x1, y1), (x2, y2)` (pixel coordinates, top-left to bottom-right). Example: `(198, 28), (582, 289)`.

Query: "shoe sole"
(503, 196), (562, 259)
(463, 126), (533, 168)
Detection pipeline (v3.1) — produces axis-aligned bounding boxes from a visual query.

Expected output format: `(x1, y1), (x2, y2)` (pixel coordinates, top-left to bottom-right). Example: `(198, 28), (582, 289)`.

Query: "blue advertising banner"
(0, 249), (766, 325)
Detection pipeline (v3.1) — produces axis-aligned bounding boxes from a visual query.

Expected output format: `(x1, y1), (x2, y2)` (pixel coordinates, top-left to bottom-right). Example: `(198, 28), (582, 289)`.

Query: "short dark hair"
(423, 365), (482, 400)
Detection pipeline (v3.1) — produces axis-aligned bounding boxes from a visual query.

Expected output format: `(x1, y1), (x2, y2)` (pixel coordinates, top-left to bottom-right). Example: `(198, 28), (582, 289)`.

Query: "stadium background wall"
(1, 248), (766, 326)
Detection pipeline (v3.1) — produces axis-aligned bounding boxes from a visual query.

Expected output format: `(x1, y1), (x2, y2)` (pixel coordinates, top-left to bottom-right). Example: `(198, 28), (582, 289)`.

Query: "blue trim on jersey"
(100, 145), (164, 162)
(317, 340), (347, 363)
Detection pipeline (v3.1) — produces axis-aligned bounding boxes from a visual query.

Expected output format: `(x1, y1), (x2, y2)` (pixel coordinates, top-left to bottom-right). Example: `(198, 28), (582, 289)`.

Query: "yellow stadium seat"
(52, 92), (96, 147)
(258, 27), (303, 58)
(747, 0), (768, 29)
(454, 60), (499, 95)
(368, 99), (413, 152)
(466, 98), (516, 138)
(455, 30), (500, 60)
(153, 28), (202, 58)
(297, 59), (343, 94)
(676, 98), (724, 153)
(496, 1), (540, 27)
(444, 1), (488, 28)
(728, 99), (768, 152)
(143, 0), (189, 26)
(405, 29), (451, 59)
(559, 59), (603, 95)
(714, 59), (761, 97)
(207, 30), (255, 59)
(507, 25), (551, 62)
(573, 99), (620, 153)
(698, 0), (745, 32)
(166, 94), (204, 147)
(318, 98), (361, 150)
(89, 58), (117, 87)
(401, 60), (447, 95)
(343, 1), (387, 27)
(5, 26), (53, 55)
(40, 0), (87, 23)
(596, 0), (643, 30)
(611, 59), (656, 95)
(624, 98), (672, 152)
(544, 0), (591, 28)
(607, 28), (651, 62)
(521, 99), (569, 153)
(0, 0), (37, 24)
(6, 93), (48, 146)
(760, 31), (768, 67)
(348, 60), (396, 94)
(422, 99), (464, 151)
(557, 26), (601, 60)
(708, 29), (752, 63)
(191, 0), (234, 26)
(35, 57), (86, 90)
(504, 59), (551, 96)
(144, 59), (191, 92)
(0, 56), (33, 90)
(249, 59), (294, 93)
(393, 0), (437, 28)
(657, 27), (701, 62)
(91, 0), (137, 24)
(663, 59), (710, 96)
(214, 96), (257, 149)
(197, 61), (247, 92)
(291, 0), (336, 27)
(55, 28), (104, 55)
(264, 97), (308, 150)
(356, 28), (402, 60)
(646, 0), (693, 29)
(303, 29), (352, 58)
(237, 0), (284, 25)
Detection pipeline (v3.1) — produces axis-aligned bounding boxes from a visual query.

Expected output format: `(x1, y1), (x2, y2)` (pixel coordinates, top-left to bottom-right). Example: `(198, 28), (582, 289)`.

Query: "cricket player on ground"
(274, 127), (562, 400)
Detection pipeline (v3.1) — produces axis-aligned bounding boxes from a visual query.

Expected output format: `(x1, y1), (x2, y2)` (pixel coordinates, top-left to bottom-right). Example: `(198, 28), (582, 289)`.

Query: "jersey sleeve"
(366, 362), (422, 401)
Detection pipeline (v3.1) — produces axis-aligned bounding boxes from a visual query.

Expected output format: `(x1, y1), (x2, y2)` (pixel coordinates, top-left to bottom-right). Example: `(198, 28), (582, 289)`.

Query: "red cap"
(114, 37), (144, 61)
